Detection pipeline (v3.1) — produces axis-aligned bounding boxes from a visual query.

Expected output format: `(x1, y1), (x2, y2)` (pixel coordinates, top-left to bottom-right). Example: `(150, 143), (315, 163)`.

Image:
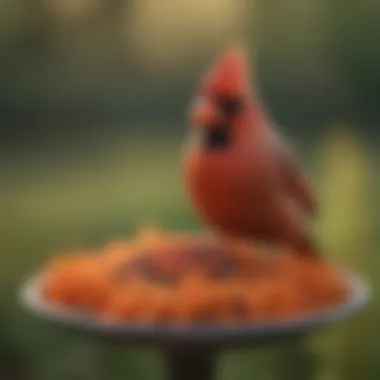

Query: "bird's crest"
(202, 45), (250, 99)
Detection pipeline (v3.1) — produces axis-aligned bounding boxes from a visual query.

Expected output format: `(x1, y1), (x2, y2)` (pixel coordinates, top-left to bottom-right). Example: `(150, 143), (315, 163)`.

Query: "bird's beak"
(189, 97), (222, 128)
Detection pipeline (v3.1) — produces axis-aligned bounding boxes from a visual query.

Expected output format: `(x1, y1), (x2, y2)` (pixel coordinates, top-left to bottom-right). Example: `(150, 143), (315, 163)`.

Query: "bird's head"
(188, 45), (253, 151)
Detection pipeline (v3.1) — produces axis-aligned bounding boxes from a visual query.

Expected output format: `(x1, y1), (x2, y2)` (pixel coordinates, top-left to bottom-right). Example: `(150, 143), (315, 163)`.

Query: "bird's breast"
(184, 150), (272, 235)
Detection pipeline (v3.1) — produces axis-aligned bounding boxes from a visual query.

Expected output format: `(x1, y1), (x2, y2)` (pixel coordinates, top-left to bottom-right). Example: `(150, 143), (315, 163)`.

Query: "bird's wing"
(272, 136), (318, 217)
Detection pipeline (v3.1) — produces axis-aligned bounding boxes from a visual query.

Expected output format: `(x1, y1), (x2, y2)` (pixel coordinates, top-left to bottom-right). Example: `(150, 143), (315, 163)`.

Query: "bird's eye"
(218, 97), (242, 117)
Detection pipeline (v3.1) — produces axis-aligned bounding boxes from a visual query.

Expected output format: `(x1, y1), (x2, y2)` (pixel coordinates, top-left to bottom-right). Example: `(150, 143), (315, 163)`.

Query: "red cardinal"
(183, 46), (318, 257)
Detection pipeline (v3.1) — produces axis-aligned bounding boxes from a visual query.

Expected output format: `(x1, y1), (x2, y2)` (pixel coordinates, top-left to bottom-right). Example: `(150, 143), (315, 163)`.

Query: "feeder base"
(164, 349), (218, 380)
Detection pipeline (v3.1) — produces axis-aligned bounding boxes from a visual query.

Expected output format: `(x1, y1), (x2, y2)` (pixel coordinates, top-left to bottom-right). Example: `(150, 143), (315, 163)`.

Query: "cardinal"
(183, 45), (319, 258)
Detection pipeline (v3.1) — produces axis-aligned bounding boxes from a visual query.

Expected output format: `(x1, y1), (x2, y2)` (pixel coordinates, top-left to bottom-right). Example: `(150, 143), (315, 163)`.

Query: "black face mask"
(202, 123), (229, 150)
(201, 97), (242, 151)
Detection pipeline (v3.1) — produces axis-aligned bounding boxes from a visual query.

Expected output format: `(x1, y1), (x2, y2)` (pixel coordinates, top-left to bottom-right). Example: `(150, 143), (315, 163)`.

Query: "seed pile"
(42, 229), (350, 324)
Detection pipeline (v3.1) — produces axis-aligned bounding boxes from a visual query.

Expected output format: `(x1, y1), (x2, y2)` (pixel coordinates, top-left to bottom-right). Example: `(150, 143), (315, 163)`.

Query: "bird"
(183, 45), (319, 258)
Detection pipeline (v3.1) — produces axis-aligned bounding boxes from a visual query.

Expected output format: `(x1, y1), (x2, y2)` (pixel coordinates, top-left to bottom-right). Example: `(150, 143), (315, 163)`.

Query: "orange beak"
(189, 97), (222, 127)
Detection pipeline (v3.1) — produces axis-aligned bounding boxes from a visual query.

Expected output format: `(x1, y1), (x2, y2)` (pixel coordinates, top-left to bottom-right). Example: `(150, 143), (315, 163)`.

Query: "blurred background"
(0, 0), (379, 379)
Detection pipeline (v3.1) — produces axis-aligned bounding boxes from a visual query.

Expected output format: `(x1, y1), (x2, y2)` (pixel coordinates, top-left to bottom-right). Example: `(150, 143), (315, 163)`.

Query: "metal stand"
(164, 349), (218, 380)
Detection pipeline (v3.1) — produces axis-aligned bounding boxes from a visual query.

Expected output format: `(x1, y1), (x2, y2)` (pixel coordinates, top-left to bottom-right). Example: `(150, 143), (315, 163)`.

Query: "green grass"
(0, 130), (378, 380)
